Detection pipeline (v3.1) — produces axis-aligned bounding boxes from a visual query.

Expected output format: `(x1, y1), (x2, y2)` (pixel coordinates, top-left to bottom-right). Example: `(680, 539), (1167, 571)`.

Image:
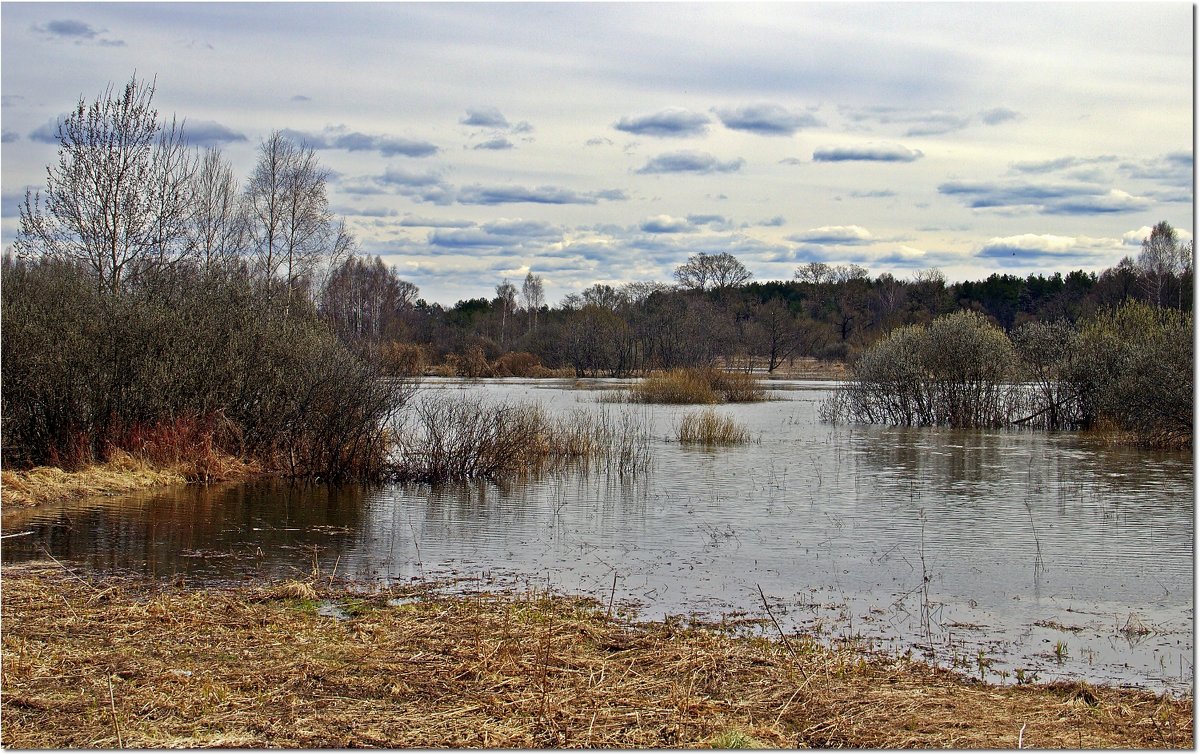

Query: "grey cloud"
(183, 119), (247, 147)
(474, 136), (514, 150)
(482, 219), (561, 238)
(637, 150), (744, 174)
(813, 143), (922, 162)
(939, 180), (1150, 215)
(789, 225), (873, 245)
(3, 192), (29, 218)
(614, 109), (710, 137)
(291, 94), (312, 102)
(713, 103), (822, 136)
(841, 106), (969, 136)
(457, 184), (625, 205)
(430, 220), (562, 249)
(849, 189), (897, 198)
(980, 107), (1020, 125)
(399, 216), (475, 228)
(778, 157), (805, 166)
(1118, 152), (1193, 187)
(2, 130), (19, 143)
(461, 107), (510, 128)
(688, 214), (730, 227)
(1010, 155), (1117, 175)
(28, 116), (65, 144)
(283, 126), (438, 157)
(32, 19), (124, 46)
(640, 215), (693, 233)
(37, 19), (97, 37)
(757, 216), (786, 227)
(586, 137), (614, 147)
(512, 121), (534, 134)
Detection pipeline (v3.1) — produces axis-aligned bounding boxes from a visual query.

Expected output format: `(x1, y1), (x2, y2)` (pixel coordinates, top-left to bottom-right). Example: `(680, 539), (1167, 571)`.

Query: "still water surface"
(3, 379), (1193, 694)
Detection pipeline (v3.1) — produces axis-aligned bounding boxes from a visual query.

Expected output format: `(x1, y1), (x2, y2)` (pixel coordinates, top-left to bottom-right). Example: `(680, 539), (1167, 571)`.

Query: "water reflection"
(1, 379), (1192, 694)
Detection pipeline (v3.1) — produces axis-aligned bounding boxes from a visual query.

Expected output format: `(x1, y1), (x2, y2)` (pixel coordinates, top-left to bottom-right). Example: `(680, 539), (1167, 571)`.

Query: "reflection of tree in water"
(855, 427), (1019, 503)
(5, 480), (372, 581)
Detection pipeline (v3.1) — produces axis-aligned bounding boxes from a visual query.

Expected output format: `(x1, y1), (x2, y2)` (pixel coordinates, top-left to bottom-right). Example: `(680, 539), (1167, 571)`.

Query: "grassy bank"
(0, 451), (260, 509)
(1, 563), (1190, 749)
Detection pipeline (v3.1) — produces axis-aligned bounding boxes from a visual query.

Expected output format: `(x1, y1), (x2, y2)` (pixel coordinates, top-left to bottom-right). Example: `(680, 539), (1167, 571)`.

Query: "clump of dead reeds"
(1, 562), (1191, 750)
(626, 368), (767, 405)
(391, 395), (651, 482)
(676, 409), (751, 445)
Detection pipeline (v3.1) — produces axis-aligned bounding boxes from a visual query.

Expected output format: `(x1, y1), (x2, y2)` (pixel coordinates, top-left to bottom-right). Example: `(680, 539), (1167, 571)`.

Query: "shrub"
(1069, 301), (1192, 447)
(676, 409), (750, 445)
(829, 311), (1017, 428)
(392, 396), (651, 482)
(628, 368), (766, 405)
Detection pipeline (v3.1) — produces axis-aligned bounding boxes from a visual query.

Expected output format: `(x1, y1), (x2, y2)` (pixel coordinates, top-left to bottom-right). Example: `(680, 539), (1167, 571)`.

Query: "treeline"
(2, 76), (406, 478)
(333, 232), (1191, 379)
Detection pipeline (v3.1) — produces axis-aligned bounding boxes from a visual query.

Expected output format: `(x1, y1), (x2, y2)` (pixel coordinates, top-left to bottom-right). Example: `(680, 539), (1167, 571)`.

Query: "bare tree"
(495, 279), (518, 345)
(675, 252), (751, 291)
(16, 75), (197, 294)
(189, 147), (246, 274)
(522, 271), (545, 333)
(246, 131), (336, 302)
(1137, 221), (1190, 309)
(794, 261), (833, 285)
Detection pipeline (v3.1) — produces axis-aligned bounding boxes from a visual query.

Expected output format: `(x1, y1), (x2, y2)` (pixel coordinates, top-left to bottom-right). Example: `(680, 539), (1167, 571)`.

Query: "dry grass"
(627, 368), (767, 405)
(677, 409), (751, 445)
(1, 562), (1191, 749)
(1, 450), (260, 509)
(392, 396), (651, 482)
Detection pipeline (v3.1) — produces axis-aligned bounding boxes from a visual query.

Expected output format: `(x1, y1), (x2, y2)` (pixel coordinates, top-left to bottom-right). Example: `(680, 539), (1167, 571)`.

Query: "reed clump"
(628, 368), (766, 405)
(2, 562), (1191, 749)
(391, 395), (651, 482)
(676, 409), (751, 445)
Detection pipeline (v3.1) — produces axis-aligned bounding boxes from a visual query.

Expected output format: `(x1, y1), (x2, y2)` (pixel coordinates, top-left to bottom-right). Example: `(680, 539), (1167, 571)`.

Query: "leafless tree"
(1137, 221), (1191, 309)
(16, 75), (197, 294)
(189, 147), (246, 274)
(794, 261), (833, 285)
(245, 131), (336, 302)
(522, 271), (545, 332)
(675, 252), (752, 291)
(495, 279), (518, 345)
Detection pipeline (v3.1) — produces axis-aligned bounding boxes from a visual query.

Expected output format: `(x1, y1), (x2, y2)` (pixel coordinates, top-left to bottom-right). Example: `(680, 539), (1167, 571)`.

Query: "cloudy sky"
(1, 2), (1193, 305)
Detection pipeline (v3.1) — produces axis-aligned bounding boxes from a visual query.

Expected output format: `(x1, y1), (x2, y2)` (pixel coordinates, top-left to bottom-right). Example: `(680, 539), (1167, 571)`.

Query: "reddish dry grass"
(2, 562), (1191, 749)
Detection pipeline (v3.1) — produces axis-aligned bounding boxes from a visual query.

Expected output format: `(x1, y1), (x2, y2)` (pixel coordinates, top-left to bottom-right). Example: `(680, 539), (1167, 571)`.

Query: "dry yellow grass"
(1, 562), (1191, 749)
(1, 450), (259, 508)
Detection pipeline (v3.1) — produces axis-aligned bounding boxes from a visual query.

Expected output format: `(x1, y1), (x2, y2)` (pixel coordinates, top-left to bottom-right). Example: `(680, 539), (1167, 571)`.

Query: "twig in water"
(757, 584), (810, 683)
(607, 573), (618, 618)
(39, 546), (100, 593)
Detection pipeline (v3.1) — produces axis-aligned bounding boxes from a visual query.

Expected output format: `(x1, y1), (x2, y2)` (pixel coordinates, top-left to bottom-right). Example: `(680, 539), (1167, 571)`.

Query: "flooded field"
(2, 378), (1193, 694)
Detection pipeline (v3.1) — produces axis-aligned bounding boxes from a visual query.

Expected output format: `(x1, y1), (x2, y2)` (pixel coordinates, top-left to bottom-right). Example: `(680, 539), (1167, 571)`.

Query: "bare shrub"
(392, 396), (651, 482)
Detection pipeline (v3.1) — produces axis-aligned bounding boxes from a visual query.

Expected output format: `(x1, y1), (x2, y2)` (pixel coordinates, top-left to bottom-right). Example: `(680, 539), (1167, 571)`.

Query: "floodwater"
(2, 378), (1193, 695)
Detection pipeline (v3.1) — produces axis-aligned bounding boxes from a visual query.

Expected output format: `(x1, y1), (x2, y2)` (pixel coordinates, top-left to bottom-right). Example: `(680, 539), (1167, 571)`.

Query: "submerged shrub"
(629, 367), (766, 405)
(1069, 301), (1192, 447)
(676, 409), (750, 445)
(827, 311), (1017, 428)
(392, 396), (651, 482)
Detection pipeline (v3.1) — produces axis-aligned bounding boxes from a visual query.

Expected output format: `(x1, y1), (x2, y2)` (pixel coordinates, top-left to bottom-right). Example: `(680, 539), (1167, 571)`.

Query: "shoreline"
(1, 562), (1191, 749)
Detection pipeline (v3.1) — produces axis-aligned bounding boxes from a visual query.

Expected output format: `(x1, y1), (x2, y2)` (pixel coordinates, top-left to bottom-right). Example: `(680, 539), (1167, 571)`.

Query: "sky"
(1, 2), (1194, 306)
